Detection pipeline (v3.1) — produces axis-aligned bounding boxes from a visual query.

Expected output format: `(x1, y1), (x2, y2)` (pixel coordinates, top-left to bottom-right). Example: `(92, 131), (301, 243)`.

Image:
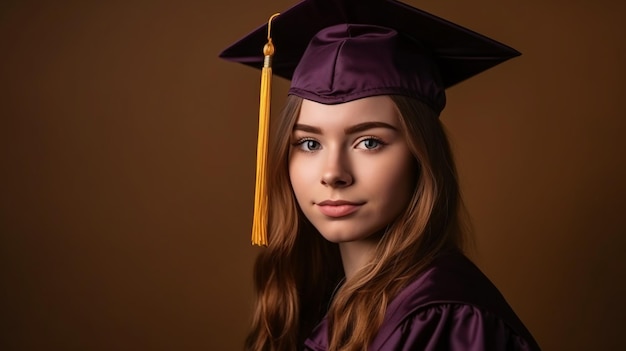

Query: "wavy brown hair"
(244, 94), (467, 351)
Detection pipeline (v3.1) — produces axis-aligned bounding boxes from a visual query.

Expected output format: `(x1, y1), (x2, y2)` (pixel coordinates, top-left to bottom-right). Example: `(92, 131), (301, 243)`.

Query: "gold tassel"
(252, 13), (280, 246)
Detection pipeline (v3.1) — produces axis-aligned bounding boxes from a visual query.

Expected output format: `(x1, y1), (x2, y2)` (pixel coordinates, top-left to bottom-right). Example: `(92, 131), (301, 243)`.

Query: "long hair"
(245, 95), (467, 351)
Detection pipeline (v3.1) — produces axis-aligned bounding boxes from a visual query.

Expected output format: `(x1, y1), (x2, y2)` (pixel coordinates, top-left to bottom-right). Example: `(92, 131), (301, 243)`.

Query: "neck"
(338, 238), (378, 281)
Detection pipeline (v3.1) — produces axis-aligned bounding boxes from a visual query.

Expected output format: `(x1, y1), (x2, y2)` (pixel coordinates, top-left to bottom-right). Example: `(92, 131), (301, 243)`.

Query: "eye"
(295, 138), (322, 152)
(356, 137), (384, 150)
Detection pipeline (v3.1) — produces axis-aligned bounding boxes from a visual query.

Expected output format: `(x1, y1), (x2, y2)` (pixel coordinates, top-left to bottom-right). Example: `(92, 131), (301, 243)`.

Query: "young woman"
(220, 0), (541, 350)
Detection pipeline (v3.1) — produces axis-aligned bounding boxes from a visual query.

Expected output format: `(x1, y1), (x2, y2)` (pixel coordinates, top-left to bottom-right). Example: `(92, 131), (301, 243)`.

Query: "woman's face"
(289, 95), (416, 244)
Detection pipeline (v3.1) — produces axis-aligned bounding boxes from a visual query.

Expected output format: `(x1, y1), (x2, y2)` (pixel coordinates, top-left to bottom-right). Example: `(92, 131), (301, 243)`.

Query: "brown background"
(1, 0), (625, 350)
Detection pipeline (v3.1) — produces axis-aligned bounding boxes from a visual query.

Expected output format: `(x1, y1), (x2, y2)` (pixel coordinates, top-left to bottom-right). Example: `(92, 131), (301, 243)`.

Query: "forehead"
(296, 95), (401, 126)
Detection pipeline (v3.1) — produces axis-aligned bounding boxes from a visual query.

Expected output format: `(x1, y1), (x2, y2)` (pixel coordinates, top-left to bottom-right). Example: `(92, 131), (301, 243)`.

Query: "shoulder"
(370, 250), (541, 350)
(374, 303), (540, 351)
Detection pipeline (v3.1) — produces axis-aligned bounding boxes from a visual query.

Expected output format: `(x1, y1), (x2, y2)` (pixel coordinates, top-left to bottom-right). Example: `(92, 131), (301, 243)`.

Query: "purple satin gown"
(304, 251), (541, 350)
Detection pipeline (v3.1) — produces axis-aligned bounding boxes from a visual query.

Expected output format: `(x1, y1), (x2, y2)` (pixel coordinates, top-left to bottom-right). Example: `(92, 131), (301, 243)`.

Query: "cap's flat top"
(219, 0), (520, 88)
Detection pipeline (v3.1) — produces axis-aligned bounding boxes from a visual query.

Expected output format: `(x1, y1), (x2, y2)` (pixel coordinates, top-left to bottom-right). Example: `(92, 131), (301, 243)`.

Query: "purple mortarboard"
(220, 0), (520, 113)
(219, 0), (520, 246)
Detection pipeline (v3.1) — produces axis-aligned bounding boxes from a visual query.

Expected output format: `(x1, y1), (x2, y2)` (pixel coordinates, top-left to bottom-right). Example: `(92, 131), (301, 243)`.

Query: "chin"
(315, 223), (386, 244)
(315, 227), (363, 243)
(319, 233), (356, 244)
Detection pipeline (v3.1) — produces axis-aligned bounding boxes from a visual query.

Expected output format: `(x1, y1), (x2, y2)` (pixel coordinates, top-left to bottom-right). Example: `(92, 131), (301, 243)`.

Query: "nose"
(320, 148), (353, 188)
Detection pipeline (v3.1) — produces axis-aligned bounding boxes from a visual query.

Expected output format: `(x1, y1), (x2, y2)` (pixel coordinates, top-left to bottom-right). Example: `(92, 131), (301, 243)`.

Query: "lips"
(316, 200), (363, 218)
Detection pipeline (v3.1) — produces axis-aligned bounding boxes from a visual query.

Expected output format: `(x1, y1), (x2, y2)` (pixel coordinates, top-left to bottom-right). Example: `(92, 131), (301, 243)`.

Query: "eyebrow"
(293, 121), (398, 134)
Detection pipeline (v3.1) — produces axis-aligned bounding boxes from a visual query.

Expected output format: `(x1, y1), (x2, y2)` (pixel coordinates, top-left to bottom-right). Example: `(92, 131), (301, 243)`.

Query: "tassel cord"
(251, 13), (279, 246)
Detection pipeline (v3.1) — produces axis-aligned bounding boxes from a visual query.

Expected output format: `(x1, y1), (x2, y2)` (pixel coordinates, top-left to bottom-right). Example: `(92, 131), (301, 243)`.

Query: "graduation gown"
(303, 250), (541, 350)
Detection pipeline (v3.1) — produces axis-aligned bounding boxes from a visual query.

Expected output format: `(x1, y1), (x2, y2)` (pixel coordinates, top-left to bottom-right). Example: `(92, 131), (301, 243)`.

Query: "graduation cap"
(219, 0), (521, 246)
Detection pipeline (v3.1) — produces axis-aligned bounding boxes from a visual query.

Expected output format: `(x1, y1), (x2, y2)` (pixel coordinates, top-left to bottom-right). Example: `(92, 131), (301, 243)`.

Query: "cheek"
(367, 152), (416, 196)
(375, 156), (417, 223)
(288, 156), (311, 203)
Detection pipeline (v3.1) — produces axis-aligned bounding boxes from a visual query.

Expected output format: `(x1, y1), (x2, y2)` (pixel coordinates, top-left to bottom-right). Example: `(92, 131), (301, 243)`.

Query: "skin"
(289, 95), (416, 280)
